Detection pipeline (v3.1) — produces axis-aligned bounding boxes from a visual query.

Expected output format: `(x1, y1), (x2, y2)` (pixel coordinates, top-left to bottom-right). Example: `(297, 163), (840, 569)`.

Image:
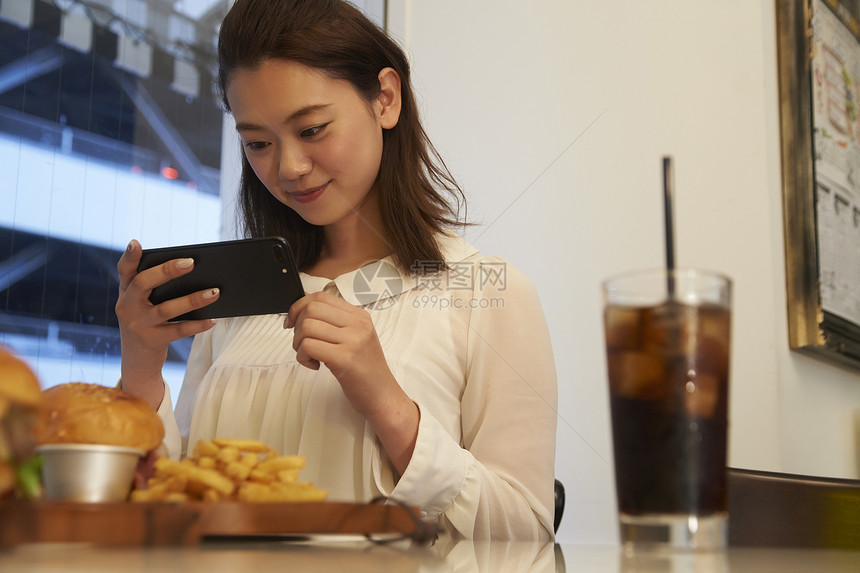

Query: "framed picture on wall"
(776, 0), (860, 371)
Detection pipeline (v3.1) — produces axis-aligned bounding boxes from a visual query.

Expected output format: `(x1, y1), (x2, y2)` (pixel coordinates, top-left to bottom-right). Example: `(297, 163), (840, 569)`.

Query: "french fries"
(130, 438), (327, 503)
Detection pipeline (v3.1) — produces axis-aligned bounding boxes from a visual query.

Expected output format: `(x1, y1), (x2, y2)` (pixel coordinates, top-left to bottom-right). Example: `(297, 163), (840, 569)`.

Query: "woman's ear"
(376, 67), (402, 129)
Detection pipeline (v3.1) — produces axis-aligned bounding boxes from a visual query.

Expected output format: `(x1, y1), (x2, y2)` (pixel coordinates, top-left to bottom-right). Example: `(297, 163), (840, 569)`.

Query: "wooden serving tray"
(0, 501), (425, 546)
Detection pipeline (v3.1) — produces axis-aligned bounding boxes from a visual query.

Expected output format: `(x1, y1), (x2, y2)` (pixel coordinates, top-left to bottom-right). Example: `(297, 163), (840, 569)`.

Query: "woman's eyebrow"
(286, 103), (331, 122)
(235, 104), (332, 132)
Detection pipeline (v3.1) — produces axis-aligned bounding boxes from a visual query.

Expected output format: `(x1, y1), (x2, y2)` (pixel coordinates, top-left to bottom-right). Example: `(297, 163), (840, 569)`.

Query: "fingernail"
(176, 258), (194, 269)
(203, 287), (219, 299)
(127, 240), (136, 252)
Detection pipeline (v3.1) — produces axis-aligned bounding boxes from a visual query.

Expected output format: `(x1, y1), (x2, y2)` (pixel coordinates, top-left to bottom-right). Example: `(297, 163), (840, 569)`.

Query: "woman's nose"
(279, 142), (312, 180)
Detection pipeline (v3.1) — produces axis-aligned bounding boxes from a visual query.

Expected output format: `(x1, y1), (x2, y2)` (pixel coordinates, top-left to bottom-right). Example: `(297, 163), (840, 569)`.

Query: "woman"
(116, 0), (557, 540)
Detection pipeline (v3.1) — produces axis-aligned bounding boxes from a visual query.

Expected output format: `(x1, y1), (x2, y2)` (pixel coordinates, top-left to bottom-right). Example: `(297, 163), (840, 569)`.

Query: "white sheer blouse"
(156, 234), (558, 540)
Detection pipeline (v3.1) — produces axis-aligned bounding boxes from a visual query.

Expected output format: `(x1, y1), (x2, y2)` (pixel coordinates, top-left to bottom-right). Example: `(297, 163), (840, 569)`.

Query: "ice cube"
(641, 302), (696, 357)
(683, 372), (720, 418)
(694, 306), (731, 378)
(693, 335), (730, 380)
(607, 350), (668, 400)
(699, 304), (731, 342)
(604, 306), (642, 350)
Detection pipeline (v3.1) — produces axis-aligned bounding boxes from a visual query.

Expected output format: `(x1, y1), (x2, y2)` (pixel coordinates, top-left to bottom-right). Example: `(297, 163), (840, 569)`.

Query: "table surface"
(0, 538), (857, 572)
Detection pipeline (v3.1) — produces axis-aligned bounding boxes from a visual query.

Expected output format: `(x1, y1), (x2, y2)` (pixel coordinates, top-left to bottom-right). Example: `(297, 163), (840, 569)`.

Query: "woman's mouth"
(290, 182), (328, 204)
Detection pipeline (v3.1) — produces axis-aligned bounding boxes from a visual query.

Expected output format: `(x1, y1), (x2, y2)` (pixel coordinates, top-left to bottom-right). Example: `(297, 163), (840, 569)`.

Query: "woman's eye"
(300, 124), (328, 138)
(244, 140), (269, 151)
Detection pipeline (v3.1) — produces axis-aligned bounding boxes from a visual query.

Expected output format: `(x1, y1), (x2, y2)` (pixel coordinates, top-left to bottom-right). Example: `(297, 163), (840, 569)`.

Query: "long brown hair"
(217, 0), (467, 273)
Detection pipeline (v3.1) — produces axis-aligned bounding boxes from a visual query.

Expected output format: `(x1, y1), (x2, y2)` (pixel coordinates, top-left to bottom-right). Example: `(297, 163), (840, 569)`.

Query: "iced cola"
(605, 299), (731, 518)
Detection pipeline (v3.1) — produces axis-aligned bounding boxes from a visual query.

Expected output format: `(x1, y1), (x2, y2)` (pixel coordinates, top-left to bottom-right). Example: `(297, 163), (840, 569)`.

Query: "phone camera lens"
(272, 245), (286, 264)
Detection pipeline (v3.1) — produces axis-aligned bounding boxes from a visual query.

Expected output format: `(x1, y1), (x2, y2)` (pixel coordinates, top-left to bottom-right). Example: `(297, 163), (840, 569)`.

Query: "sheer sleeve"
(155, 382), (182, 460)
(170, 327), (215, 458)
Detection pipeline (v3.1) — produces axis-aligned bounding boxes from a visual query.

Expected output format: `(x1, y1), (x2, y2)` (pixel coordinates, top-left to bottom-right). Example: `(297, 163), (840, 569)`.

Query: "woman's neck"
(309, 203), (391, 279)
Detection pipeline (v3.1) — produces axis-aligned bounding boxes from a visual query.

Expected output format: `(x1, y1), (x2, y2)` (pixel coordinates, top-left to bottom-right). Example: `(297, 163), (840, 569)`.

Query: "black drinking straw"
(663, 156), (676, 298)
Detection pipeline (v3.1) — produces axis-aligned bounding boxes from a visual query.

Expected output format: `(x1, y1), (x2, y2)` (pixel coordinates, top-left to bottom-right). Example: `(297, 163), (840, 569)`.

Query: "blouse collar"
(299, 233), (478, 307)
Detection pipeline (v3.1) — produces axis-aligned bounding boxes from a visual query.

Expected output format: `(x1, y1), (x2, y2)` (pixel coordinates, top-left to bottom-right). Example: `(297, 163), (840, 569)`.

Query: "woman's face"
(226, 60), (389, 227)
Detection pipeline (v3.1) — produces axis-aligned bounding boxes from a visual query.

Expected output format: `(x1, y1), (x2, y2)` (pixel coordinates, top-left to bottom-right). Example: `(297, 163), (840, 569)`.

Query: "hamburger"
(36, 382), (165, 452)
(0, 345), (42, 499)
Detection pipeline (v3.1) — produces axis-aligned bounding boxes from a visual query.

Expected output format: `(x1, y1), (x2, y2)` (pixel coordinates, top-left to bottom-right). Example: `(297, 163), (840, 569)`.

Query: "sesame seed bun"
(36, 383), (164, 452)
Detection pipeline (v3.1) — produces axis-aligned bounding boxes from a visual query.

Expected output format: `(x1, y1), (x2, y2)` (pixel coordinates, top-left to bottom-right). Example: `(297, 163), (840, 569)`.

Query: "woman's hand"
(115, 240), (220, 410)
(286, 292), (419, 474)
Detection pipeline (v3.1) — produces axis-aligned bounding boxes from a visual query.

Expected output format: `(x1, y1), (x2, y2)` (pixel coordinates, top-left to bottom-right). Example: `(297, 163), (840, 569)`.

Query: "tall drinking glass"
(602, 269), (732, 552)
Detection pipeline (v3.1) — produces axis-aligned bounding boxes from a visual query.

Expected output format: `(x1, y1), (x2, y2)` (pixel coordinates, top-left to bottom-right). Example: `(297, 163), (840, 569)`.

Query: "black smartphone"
(137, 237), (305, 321)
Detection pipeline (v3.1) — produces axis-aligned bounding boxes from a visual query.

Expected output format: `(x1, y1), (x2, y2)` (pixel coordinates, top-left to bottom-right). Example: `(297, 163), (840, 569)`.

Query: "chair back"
(728, 467), (860, 549)
(554, 479), (565, 534)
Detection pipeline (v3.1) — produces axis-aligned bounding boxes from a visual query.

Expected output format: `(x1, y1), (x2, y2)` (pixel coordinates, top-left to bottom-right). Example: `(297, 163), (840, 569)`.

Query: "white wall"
(388, 0), (860, 543)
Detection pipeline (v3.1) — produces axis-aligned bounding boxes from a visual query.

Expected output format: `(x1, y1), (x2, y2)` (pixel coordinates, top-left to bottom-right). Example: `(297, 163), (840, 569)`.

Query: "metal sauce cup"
(37, 444), (144, 503)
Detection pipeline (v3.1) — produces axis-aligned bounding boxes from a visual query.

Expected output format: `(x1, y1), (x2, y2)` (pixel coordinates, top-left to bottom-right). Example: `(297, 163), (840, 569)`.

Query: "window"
(0, 0), (227, 397)
(0, 0), (386, 398)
